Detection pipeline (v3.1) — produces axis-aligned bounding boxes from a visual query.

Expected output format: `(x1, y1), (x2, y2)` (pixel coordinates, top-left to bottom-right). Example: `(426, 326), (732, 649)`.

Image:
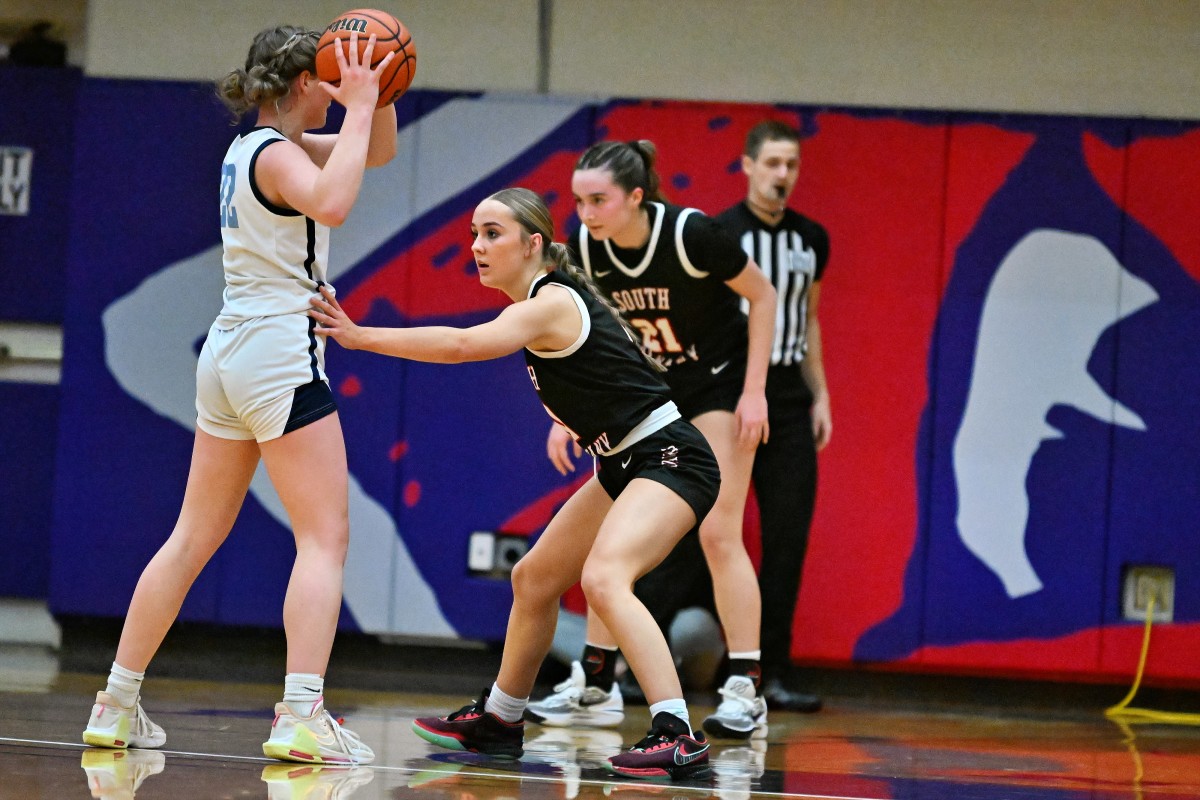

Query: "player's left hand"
(546, 423), (582, 475)
(735, 391), (769, 448)
(310, 285), (365, 349)
(318, 31), (395, 109)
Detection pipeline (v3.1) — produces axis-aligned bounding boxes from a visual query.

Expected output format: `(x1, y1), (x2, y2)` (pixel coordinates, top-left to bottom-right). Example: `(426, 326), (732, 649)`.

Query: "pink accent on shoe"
(615, 766), (669, 777)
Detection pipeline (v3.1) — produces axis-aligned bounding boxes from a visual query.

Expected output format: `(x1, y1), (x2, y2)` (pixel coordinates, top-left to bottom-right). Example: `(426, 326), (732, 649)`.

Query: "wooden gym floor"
(2, 622), (1200, 800)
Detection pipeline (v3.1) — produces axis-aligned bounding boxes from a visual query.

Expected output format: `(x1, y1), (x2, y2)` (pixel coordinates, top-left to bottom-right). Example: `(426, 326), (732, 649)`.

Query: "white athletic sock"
(484, 682), (528, 723)
(728, 650), (761, 661)
(283, 673), (324, 713)
(105, 662), (144, 708)
(649, 698), (690, 730)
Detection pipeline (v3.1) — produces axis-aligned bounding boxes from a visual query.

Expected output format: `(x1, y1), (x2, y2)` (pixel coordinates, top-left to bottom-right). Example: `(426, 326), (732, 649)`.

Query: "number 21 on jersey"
(629, 317), (682, 354)
(219, 163), (239, 229)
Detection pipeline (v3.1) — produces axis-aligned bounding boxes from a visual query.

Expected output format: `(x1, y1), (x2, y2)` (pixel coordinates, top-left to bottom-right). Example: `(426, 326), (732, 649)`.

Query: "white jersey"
(216, 127), (331, 328)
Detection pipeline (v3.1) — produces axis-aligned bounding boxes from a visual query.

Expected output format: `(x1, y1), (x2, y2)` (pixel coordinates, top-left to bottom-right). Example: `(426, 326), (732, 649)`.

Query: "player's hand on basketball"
(319, 31), (395, 108)
(546, 423), (582, 475)
(735, 391), (769, 449)
(310, 285), (364, 349)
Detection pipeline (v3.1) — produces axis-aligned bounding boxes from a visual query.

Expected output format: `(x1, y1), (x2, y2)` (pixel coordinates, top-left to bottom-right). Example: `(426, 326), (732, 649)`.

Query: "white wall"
(82, 0), (541, 90)
(60, 0), (1200, 118)
(550, 0), (1200, 118)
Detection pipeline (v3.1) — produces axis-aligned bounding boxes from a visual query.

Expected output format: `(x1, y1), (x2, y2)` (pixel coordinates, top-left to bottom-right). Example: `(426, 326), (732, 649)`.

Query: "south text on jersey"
(609, 287), (670, 313)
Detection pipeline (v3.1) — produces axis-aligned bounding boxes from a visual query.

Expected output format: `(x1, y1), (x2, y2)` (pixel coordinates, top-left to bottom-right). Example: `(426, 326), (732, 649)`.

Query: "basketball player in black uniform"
(562, 127), (830, 715)
(716, 120), (831, 712)
(310, 188), (718, 781)
(531, 140), (778, 741)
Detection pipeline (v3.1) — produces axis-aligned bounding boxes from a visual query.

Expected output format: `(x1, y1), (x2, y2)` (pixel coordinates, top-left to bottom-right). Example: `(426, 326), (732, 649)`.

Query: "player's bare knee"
(294, 524), (349, 560)
(579, 568), (627, 617)
(162, 532), (222, 575)
(509, 558), (561, 607)
(697, 518), (740, 555)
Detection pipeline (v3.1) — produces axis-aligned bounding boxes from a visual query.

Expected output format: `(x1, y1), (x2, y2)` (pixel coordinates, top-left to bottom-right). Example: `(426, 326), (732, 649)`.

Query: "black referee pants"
(753, 364), (818, 678)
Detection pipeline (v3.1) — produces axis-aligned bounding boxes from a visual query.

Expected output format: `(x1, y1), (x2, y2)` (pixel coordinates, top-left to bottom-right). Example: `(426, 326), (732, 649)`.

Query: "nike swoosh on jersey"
(594, 269), (612, 277)
(673, 739), (709, 765)
(621, 453), (633, 468)
(710, 360), (731, 375)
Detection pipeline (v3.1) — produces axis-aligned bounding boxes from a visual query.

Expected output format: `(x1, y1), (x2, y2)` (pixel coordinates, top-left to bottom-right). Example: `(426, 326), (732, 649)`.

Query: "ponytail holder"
(272, 30), (317, 57)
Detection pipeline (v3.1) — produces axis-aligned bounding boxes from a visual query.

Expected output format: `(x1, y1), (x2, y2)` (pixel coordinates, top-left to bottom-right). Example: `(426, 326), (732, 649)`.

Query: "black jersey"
(573, 202), (750, 386)
(715, 203), (829, 367)
(524, 269), (676, 457)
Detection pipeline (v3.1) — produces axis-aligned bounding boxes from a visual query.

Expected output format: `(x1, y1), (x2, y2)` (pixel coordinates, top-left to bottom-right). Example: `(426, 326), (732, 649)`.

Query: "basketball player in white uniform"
(84, 25), (396, 765)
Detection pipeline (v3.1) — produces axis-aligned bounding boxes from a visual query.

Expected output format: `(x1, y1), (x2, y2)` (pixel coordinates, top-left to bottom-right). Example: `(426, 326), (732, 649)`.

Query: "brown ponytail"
(575, 140), (667, 206)
(216, 25), (319, 120)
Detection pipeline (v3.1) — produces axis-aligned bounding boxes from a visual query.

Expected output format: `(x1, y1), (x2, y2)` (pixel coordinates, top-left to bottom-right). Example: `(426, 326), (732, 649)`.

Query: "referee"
(715, 120), (831, 712)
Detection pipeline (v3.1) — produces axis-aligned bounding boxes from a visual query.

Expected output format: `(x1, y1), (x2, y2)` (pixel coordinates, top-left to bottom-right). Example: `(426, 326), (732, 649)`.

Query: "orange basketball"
(315, 9), (416, 108)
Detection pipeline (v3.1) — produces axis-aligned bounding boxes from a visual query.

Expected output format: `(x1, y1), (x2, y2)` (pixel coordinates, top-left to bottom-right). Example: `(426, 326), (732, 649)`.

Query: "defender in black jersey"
(574, 200), (751, 397)
(628, 124), (831, 715)
(534, 140), (777, 742)
(311, 188), (719, 781)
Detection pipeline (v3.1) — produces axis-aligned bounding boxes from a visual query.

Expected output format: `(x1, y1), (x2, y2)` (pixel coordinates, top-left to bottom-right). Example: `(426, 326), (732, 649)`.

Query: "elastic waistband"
(596, 402), (681, 456)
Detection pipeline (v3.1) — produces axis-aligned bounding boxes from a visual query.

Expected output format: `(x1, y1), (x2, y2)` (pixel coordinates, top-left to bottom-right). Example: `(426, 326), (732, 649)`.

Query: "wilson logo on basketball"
(325, 17), (368, 33)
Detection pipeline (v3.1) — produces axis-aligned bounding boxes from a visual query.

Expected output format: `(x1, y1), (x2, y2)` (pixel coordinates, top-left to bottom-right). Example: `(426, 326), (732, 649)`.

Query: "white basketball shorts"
(196, 312), (336, 442)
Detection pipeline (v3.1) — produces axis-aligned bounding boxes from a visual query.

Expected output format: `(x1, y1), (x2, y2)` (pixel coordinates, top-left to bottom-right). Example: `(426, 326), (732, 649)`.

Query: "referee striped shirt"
(715, 202), (830, 367)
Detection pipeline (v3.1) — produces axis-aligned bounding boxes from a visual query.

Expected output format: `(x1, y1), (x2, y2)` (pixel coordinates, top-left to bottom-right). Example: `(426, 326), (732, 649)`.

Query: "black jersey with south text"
(573, 202), (750, 387)
(715, 202), (829, 367)
(524, 269), (673, 457)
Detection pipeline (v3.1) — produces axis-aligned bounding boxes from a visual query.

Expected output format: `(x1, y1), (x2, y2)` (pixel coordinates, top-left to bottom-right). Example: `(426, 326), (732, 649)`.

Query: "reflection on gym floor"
(3, 645), (1200, 800)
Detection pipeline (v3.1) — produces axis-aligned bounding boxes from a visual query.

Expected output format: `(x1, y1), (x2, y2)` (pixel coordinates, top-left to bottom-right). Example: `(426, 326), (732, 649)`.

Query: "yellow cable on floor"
(1105, 595), (1200, 725)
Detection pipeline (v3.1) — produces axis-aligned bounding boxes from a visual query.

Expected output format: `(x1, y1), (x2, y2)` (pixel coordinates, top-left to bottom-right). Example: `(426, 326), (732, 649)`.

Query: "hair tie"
(272, 30), (317, 57)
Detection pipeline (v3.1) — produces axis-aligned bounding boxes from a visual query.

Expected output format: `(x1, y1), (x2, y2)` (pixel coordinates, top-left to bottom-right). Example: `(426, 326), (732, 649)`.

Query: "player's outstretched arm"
(310, 285), (578, 364)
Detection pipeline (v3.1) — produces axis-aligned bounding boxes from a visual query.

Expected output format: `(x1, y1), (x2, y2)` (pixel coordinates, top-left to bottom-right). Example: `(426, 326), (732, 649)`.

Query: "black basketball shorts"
(596, 419), (721, 524)
(668, 371), (743, 420)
